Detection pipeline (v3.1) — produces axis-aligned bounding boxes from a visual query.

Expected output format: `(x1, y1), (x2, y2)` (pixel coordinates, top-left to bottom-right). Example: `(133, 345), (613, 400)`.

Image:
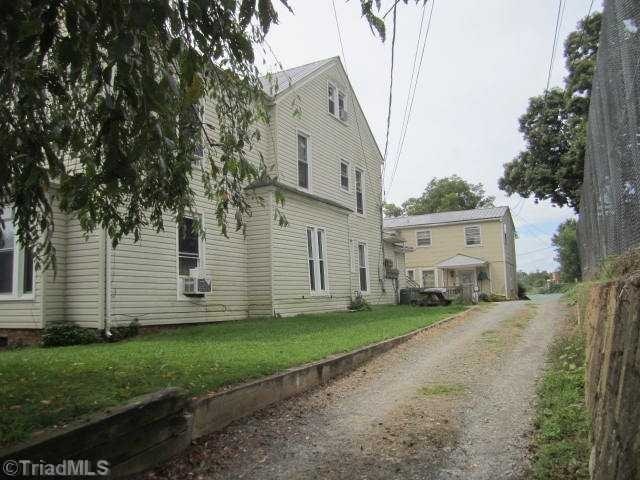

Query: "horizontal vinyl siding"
(65, 216), (101, 328)
(43, 203), (67, 324)
(246, 192), (273, 317)
(271, 193), (351, 315)
(273, 60), (393, 309)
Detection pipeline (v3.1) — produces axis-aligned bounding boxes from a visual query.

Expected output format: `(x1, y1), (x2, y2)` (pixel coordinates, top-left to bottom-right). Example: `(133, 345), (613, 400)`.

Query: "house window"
(178, 217), (202, 276)
(358, 242), (368, 292)
(338, 91), (346, 120)
(422, 270), (435, 288)
(340, 160), (349, 191)
(297, 133), (309, 190)
(328, 83), (336, 115)
(464, 225), (482, 246)
(407, 269), (415, 281)
(355, 168), (364, 215)
(307, 227), (327, 292)
(416, 230), (431, 247)
(0, 216), (34, 298)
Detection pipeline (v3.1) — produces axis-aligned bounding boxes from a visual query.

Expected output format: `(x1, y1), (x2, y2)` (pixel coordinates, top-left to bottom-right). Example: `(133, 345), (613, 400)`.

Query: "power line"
(384, 1), (427, 187)
(382, 3), (399, 167)
(387, 0), (436, 195)
(544, 0), (565, 93)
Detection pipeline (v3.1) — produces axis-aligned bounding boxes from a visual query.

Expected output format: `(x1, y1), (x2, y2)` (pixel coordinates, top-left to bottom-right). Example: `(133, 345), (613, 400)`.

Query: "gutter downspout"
(103, 230), (112, 337)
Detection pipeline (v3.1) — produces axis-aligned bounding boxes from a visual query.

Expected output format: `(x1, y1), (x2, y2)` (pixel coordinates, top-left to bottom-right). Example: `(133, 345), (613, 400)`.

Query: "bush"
(42, 322), (100, 347)
(478, 292), (490, 302)
(517, 282), (530, 300)
(349, 294), (371, 311)
(106, 320), (140, 342)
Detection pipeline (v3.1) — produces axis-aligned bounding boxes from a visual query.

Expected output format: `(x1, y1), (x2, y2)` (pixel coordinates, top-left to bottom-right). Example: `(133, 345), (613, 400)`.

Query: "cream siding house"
(383, 207), (518, 299)
(0, 57), (402, 343)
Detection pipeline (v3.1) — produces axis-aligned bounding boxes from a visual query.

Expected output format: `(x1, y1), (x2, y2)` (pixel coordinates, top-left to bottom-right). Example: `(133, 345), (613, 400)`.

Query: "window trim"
(327, 80), (348, 122)
(0, 212), (35, 301)
(296, 130), (312, 192)
(176, 213), (206, 299)
(415, 229), (432, 247)
(355, 167), (365, 216)
(327, 82), (336, 116)
(357, 241), (369, 294)
(339, 159), (350, 192)
(464, 224), (483, 247)
(306, 226), (329, 295)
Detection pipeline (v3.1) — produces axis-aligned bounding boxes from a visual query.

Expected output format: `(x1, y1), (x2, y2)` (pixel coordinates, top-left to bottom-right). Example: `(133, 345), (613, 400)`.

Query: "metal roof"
(436, 254), (488, 269)
(260, 57), (337, 96)
(383, 206), (509, 229)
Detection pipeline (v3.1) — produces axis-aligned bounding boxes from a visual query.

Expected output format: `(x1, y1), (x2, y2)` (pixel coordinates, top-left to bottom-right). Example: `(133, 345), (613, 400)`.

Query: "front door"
(458, 270), (475, 287)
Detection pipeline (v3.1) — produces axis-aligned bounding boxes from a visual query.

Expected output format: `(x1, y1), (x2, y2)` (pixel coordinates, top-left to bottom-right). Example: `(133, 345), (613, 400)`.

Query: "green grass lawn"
(0, 304), (465, 446)
(532, 324), (590, 479)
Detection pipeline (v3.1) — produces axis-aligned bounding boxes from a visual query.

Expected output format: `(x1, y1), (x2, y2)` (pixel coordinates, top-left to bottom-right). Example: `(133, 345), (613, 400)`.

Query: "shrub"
(478, 292), (490, 302)
(349, 294), (371, 311)
(42, 322), (100, 347)
(106, 319), (140, 342)
(517, 282), (530, 300)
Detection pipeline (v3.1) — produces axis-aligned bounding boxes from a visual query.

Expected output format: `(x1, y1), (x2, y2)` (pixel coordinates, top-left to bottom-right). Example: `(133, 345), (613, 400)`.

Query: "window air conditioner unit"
(182, 268), (212, 295)
(339, 110), (349, 121)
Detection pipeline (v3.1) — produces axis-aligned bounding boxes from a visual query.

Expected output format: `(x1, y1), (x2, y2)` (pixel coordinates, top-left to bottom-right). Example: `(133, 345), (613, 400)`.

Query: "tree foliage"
(400, 175), (495, 216)
(0, 0), (405, 270)
(499, 13), (601, 212)
(383, 202), (403, 218)
(552, 219), (582, 282)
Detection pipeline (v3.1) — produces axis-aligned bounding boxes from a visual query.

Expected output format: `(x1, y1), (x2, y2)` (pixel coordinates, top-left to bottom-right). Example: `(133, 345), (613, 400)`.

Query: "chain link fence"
(578, 0), (640, 278)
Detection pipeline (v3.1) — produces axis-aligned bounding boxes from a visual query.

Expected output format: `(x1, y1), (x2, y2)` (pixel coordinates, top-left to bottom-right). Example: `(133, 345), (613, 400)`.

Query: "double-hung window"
(0, 213), (34, 298)
(297, 133), (310, 190)
(357, 242), (368, 292)
(338, 91), (346, 120)
(328, 82), (347, 121)
(464, 225), (482, 246)
(178, 216), (203, 276)
(328, 83), (336, 115)
(407, 269), (415, 281)
(416, 230), (431, 247)
(307, 227), (327, 293)
(355, 168), (364, 215)
(340, 160), (350, 191)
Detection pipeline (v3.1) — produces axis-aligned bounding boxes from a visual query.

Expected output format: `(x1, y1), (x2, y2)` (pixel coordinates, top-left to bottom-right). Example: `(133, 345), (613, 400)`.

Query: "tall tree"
(0, 0), (403, 269)
(383, 202), (403, 218)
(552, 219), (582, 282)
(401, 175), (495, 215)
(499, 13), (601, 212)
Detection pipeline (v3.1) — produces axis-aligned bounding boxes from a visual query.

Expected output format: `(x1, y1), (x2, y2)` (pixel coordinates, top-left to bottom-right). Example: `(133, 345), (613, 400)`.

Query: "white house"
(0, 57), (405, 345)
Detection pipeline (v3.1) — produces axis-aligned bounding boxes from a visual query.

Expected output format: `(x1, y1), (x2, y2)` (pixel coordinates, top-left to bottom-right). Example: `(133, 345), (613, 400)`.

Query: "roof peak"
(259, 56), (340, 96)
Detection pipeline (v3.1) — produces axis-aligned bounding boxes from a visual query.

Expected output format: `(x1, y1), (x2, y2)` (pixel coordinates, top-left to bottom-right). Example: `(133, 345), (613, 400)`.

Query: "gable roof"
(435, 254), (488, 268)
(259, 57), (337, 97)
(260, 56), (384, 163)
(384, 206), (509, 229)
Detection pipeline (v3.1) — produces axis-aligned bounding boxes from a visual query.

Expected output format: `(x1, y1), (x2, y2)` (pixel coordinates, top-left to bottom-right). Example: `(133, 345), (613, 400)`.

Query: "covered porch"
(434, 254), (491, 298)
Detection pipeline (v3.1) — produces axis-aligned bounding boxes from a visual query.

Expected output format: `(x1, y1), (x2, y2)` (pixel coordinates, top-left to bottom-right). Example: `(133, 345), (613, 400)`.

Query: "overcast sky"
(259, 0), (601, 273)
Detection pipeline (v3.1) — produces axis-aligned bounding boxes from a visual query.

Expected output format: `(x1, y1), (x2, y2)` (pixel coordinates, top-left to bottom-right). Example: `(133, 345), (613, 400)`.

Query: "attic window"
(328, 83), (336, 115)
(328, 82), (347, 121)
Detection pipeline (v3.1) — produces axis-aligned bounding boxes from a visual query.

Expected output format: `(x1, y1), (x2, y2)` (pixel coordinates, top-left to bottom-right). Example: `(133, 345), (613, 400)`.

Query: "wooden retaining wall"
(584, 274), (640, 479)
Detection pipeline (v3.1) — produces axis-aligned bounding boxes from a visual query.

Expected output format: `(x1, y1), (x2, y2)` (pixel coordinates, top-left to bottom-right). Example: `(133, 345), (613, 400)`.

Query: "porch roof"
(436, 254), (487, 269)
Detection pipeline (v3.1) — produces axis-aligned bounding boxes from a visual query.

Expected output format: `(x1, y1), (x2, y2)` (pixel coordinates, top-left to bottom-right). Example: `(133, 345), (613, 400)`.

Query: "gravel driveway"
(144, 295), (566, 480)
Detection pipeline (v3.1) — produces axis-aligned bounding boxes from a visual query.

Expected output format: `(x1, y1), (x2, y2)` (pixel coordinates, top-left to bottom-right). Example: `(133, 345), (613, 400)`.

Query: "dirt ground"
(143, 295), (566, 480)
